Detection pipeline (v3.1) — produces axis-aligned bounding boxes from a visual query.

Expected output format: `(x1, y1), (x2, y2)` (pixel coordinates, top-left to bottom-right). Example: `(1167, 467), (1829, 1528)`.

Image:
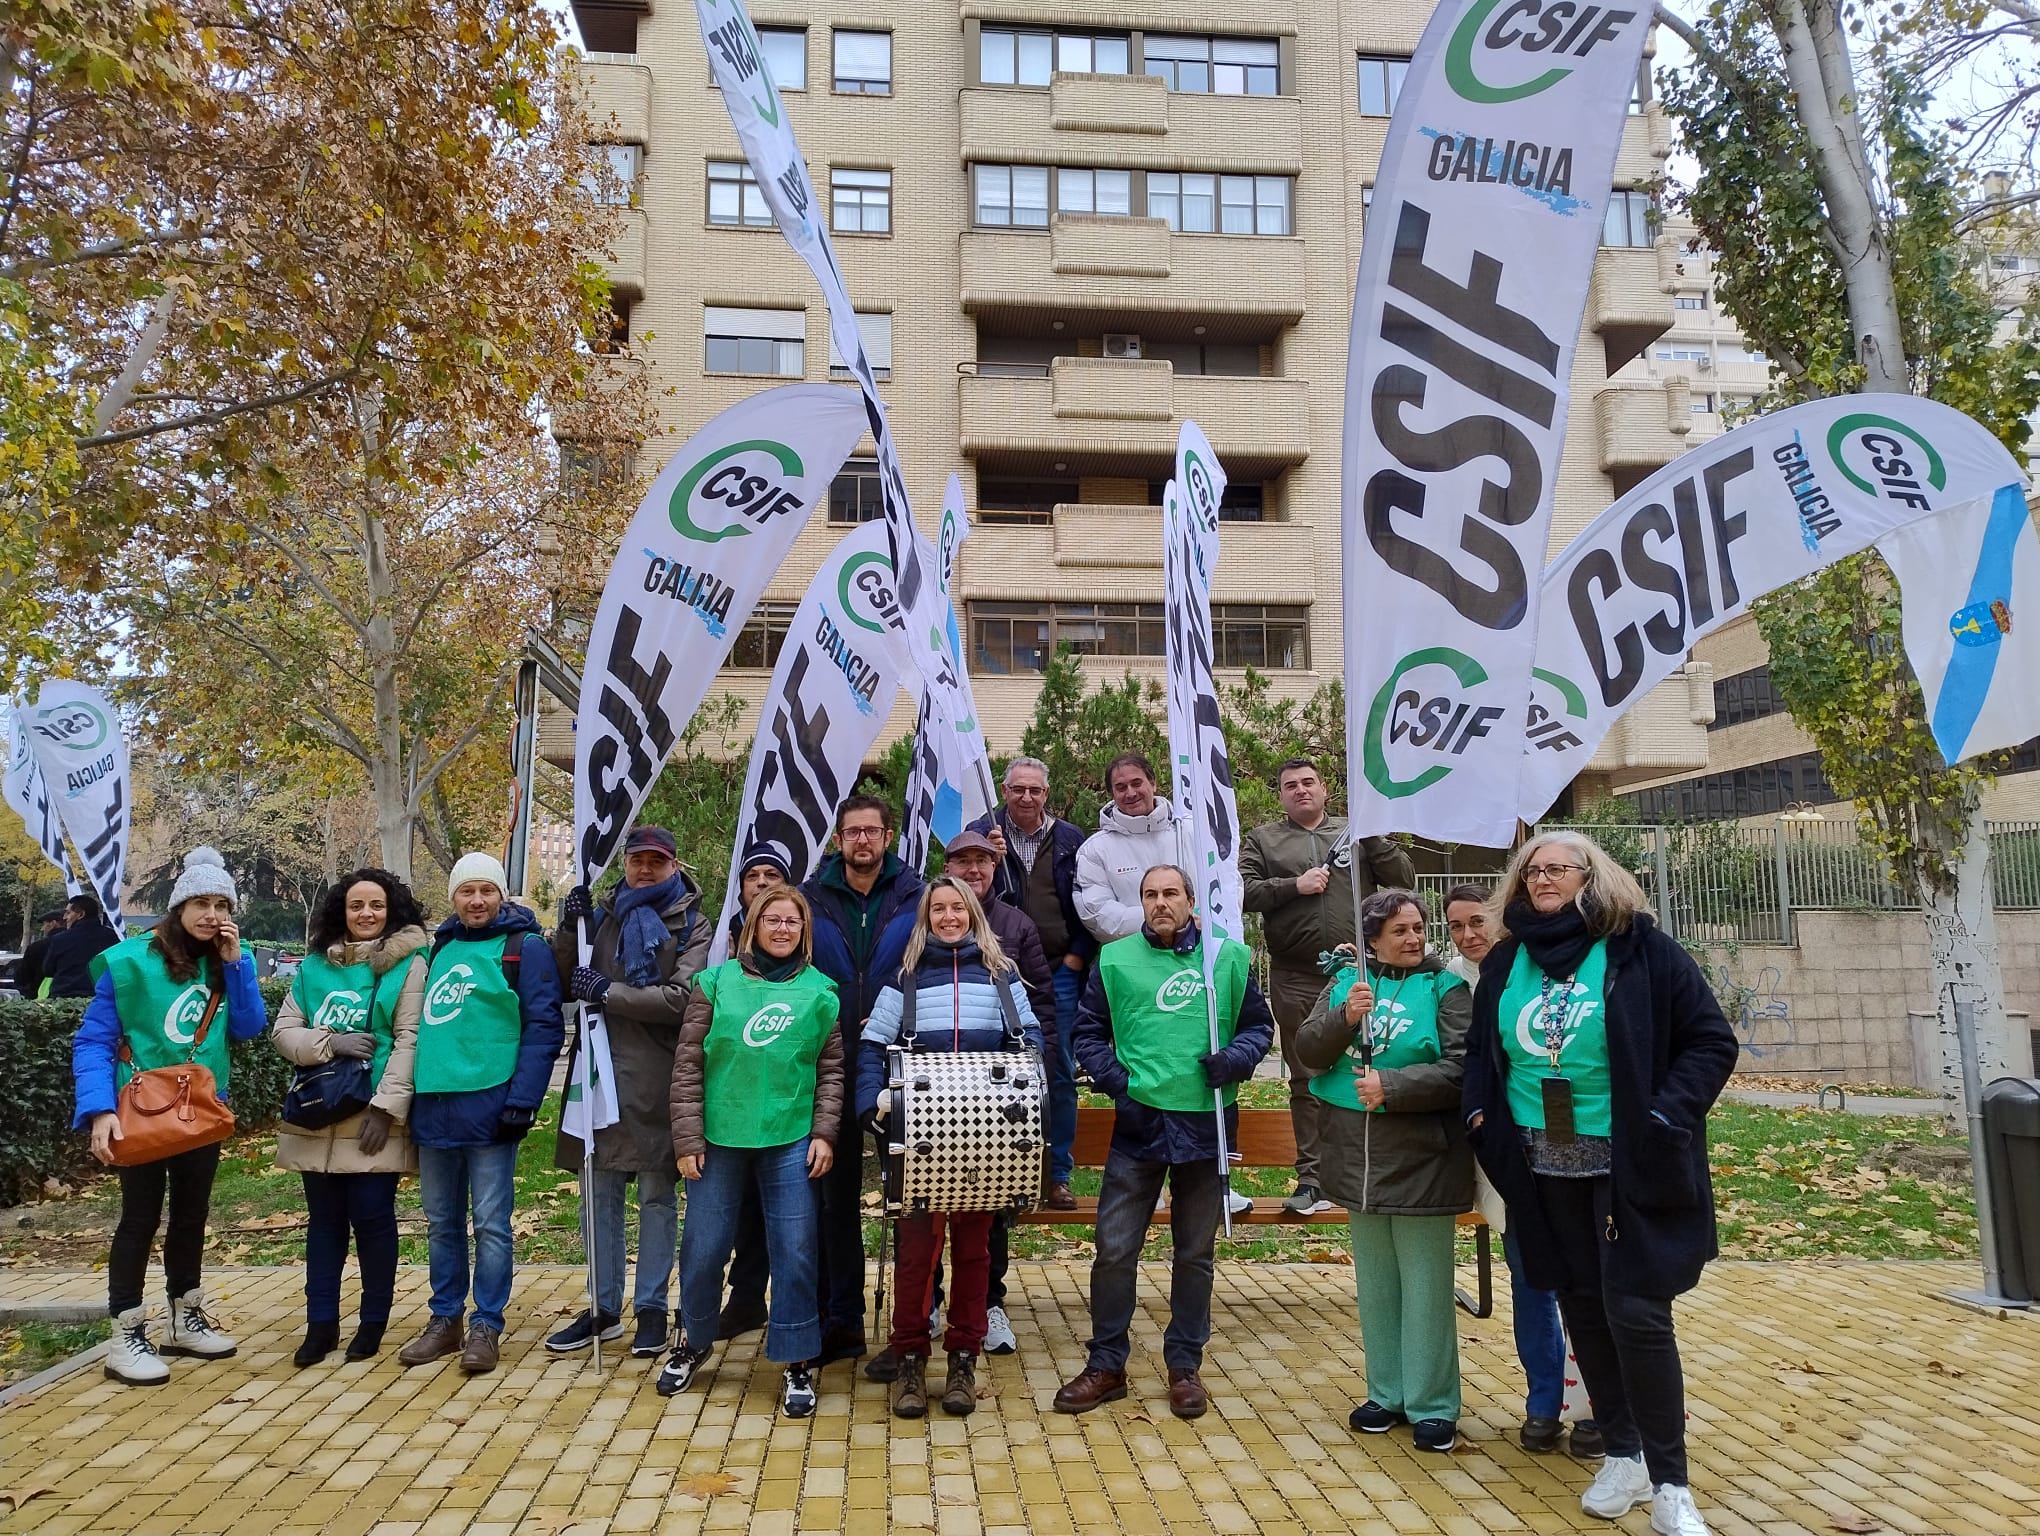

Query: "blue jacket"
(409, 905), (566, 1149)
(72, 949), (268, 1128)
(855, 938), (1044, 1117)
(802, 852), (923, 1040)
(1071, 920), (1275, 1165)
(967, 808), (1095, 964)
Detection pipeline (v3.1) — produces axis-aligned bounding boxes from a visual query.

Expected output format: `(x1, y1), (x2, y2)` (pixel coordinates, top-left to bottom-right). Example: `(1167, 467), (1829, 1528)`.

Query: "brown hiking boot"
(459, 1321), (501, 1374)
(1052, 1365), (1128, 1414)
(892, 1352), (928, 1418)
(941, 1350), (978, 1416)
(398, 1315), (463, 1367)
(1167, 1368), (1209, 1420)
(1044, 1181), (1078, 1211)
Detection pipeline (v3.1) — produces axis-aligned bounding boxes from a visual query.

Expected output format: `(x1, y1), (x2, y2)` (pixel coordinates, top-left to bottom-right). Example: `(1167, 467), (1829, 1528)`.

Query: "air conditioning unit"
(1102, 332), (1143, 359)
(1694, 356), (1714, 371)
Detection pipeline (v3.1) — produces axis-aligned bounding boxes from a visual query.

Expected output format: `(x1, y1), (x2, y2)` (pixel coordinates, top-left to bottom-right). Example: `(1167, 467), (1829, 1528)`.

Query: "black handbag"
(282, 971), (381, 1130)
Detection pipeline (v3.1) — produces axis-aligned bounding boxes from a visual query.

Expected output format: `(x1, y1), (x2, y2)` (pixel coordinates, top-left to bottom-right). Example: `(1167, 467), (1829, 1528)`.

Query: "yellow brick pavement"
(3, 1261), (2037, 1536)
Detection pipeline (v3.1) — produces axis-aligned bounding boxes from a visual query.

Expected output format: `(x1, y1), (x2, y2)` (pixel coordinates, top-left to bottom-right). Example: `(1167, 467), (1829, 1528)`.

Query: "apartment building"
(553, 0), (1712, 815)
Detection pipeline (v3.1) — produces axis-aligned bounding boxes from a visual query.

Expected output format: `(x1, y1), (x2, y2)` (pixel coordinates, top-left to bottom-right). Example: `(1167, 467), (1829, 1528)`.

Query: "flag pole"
(575, 909), (602, 1373)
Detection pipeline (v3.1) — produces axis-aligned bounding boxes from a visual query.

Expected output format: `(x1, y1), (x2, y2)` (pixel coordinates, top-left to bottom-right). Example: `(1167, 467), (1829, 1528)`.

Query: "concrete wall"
(1695, 909), (2040, 1089)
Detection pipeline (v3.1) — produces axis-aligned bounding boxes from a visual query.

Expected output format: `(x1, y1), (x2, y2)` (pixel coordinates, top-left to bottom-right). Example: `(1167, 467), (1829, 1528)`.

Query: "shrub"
(0, 980), (289, 1204)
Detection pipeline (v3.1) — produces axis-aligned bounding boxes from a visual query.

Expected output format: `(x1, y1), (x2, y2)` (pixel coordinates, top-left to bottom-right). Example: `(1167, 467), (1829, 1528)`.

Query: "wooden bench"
(1014, 1105), (1492, 1318)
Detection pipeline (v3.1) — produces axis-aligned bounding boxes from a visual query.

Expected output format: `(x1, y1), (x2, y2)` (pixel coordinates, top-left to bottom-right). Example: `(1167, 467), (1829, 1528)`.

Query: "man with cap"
(725, 850), (793, 950)
(399, 852), (565, 1374)
(546, 826), (711, 1360)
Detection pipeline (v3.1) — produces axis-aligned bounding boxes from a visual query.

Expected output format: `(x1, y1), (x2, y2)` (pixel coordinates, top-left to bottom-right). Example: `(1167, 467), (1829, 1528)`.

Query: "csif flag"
(1341, 0), (1654, 842)
(900, 475), (993, 870)
(23, 681), (128, 930)
(5, 703), (79, 892)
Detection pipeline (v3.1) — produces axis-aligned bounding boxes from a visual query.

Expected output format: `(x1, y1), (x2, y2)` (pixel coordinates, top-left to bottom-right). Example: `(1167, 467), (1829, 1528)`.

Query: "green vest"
(412, 935), (523, 1094)
(1497, 940), (1613, 1136)
(1097, 933), (1250, 1112)
(291, 951), (406, 1089)
(97, 935), (233, 1094)
(697, 960), (840, 1148)
(1309, 962), (1463, 1113)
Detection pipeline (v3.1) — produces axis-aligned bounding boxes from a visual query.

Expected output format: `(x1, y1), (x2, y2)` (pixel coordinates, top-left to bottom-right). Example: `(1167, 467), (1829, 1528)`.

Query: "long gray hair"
(1486, 830), (1650, 939)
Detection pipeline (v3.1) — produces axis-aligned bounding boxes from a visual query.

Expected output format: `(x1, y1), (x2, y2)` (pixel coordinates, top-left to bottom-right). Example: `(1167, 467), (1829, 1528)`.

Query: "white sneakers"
(983, 1306), (1017, 1355)
(165, 1289), (238, 1358)
(104, 1306), (170, 1386)
(1581, 1453), (1653, 1519)
(1651, 1484), (1711, 1535)
(1226, 1191), (1255, 1217)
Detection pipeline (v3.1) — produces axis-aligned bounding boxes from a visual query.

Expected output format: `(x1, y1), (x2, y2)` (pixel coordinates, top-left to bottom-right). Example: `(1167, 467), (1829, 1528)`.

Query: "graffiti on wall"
(1701, 961), (1795, 1057)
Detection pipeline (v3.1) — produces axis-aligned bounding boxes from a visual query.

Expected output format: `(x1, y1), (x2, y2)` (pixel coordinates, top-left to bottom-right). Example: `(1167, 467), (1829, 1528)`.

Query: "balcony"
(1612, 104), (1676, 189)
(959, 357), (1310, 474)
(960, 220), (1305, 338)
(1590, 244), (1674, 371)
(962, 0), (1303, 30)
(956, 508), (1319, 601)
(1588, 664), (1715, 776)
(601, 207), (646, 299)
(576, 58), (650, 143)
(1595, 379), (1692, 479)
(959, 83), (1301, 174)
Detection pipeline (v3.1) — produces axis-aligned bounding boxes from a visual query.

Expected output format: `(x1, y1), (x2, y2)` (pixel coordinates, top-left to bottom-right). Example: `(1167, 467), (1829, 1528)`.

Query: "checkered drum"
(882, 1047), (1046, 1215)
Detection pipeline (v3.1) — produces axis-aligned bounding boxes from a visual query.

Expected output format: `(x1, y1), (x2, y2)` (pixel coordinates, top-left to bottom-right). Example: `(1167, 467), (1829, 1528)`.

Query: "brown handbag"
(107, 987), (236, 1166)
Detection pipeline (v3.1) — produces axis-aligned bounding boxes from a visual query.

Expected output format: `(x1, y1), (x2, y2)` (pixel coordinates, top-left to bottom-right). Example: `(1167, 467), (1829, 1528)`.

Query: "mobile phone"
(1541, 1077), (1577, 1143)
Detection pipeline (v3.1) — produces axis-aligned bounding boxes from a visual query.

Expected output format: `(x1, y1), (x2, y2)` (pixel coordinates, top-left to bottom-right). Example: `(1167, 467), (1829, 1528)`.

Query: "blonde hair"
(738, 887), (813, 967)
(900, 876), (1011, 976)
(1487, 830), (1650, 940)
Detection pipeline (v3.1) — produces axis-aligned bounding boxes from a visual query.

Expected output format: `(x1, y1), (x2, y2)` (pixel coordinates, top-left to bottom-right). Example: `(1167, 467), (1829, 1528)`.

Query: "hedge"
(0, 980), (291, 1205)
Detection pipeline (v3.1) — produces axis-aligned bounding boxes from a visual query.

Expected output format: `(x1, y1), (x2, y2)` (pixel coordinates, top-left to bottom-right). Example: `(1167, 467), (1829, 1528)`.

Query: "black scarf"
(1504, 898), (1597, 979)
(748, 951), (806, 984)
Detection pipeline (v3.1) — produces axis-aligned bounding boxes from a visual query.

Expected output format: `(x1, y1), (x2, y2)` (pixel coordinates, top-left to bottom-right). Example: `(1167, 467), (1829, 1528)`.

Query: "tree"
(1661, 0), (2040, 1103)
(1017, 646), (1171, 822)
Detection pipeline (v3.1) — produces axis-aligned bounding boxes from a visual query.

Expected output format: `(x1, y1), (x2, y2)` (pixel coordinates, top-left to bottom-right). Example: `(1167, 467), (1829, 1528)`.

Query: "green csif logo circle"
(1363, 646), (1501, 800)
(668, 439), (806, 543)
(1825, 414), (1947, 503)
(36, 700), (109, 753)
(838, 551), (899, 634)
(1445, 0), (1574, 104)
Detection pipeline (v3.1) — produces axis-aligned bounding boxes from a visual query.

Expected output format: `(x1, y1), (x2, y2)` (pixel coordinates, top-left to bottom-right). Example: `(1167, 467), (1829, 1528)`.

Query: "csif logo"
(33, 700), (110, 753)
(1350, 1000), (1414, 1057)
(838, 550), (902, 635)
(1444, 0), (1640, 105)
(162, 983), (210, 1045)
(743, 1002), (797, 1048)
(668, 440), (808, 543)
(1364, 648), (1510, 799)
(423, 963), (479, 1027)
(1155, 970), (1206, 1012)
(1512, 985), (1599, 1059)
(1825, 414), (1945, 511)
(1525, 667), (1588, 755)
(312, 990), (369, 1032)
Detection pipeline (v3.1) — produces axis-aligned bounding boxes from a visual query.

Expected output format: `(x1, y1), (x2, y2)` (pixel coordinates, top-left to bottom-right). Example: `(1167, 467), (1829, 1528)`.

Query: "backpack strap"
(898, 972), (917, 1048)
(500, 938), (522, 990)
(990, 969), (1026, 1049)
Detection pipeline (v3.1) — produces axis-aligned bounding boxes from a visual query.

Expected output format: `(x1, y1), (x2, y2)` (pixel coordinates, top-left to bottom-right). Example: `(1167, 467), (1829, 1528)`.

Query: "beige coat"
(272, 925), (429, 1175)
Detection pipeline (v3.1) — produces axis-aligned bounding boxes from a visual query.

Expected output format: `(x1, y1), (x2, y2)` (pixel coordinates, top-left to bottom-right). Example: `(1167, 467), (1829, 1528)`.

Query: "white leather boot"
(104, 1306), (170, 1385)
(164, 1289), (238, 1358)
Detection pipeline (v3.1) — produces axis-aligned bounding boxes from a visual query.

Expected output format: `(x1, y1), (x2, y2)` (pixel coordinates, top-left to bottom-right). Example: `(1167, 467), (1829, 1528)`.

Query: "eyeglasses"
(1523, 863), (1584, 882)
(839, 826), (888, 842)
(759, 915), (804, 930)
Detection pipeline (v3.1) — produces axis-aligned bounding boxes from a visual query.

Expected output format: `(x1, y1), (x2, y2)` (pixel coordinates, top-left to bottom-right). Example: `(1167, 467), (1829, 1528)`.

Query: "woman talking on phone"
(71, 848), (269, 1385)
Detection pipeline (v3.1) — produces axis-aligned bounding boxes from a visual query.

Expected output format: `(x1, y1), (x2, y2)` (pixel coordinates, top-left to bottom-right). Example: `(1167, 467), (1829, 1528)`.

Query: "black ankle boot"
(345, 1320), (387, 1361)
(294, 1321), (341, 1368)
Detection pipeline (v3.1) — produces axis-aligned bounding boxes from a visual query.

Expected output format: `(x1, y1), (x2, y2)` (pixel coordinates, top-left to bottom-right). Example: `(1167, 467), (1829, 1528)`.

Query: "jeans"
(1085, 1148), (1222, 1373)
(817, 1102), (868, 1333)
(301, 1171), (400, 1325)
(417, 1141), (520, 1332)
(1047, 963), (1084, 1184)
(109, 1142), (222, 1315)
(677, 1140), (821, 1364)
(1537, 1174), (1689, 1486)
(589, 1166), (680, 1316)
(726, 1179), (770, 1306)
(1502, 1226), (1568, 1420)
(893, 1211), (993, 1356)
(1269, 965), (1328, 1185)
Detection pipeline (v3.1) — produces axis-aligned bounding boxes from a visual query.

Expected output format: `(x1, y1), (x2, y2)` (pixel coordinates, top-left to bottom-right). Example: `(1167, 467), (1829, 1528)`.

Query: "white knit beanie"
(447, 851), (509, 900)
(167, 846), (238, 911)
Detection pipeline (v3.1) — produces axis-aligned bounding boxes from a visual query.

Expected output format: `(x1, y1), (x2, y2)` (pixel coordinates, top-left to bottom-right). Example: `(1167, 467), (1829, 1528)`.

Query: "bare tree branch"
(78, 367), (359, 450)
(0, 226), (217, 283)
(406, 664), (512, 813)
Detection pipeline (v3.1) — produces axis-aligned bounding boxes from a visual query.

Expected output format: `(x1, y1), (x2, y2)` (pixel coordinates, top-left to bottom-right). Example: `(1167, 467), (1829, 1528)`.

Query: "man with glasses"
(801, 794), (923, 1366)
(967, 757), (1093, 1209)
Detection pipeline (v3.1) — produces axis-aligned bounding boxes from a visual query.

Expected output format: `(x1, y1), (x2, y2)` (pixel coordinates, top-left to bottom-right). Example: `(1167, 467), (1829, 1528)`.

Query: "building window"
(975, 164), (1051, 227)
(968, 600), (1306, 674)
(1149, 173), (1291, 236)
(1623, 751), (1837, 820)
(833, 29), (891, 94)
(1142, 341), (1261, 377)
(1655, 346), (1708, 363)
(831, 167), (892, 233)
(1692, 393), (1717, 413)
(1674, 292), (1707, 310)
(1213, 604), (1309, 667)
(595, 300), (631, 354)
(1057, 167), (1132, 217)
(1356, 54), (1409, 116)
(758, 26), (807, 89)
(1146, 478), (1265, 516)
(1603, 189), (1656, 248)
(978, 476), (1078, 522)
(578, 8), (638, 55)
(1143, 34), (1279, 95)
(703, 306), (804, 377)
(730, 601), (798, 668)
(1711, 666), (1786, 729)
(707, 160), (772, 227)
(583, 143), (641, 206)
(828, 458), (884, 523)
(827, 312), (893, 382)
(1719, 342), (1769, 366)
(981, 27), (1128, 84)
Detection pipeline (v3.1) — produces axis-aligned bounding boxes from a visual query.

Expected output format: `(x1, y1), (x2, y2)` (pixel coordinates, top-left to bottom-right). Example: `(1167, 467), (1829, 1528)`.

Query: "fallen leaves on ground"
(673, 1472), (738, 1499)
(1828, 1516), (1884, 1533)
(0, 1483), (59, 1512)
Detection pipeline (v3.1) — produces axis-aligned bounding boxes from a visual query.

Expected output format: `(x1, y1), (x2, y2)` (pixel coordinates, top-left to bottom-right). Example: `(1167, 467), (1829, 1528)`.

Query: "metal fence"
(1411, 819), (2040, 951)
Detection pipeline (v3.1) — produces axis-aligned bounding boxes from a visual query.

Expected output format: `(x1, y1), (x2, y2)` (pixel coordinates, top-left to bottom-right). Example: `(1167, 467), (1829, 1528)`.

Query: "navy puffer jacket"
(854, 937), (1044, 1117)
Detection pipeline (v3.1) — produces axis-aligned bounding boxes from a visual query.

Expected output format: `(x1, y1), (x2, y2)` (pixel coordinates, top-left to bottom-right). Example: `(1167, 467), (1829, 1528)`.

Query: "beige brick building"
(554, 0), (1717, 811)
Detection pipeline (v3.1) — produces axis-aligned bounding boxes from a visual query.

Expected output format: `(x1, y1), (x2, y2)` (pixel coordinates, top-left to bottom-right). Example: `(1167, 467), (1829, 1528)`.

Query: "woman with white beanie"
(397, 852), (565, 1376)
(71, 847), (269, 1385)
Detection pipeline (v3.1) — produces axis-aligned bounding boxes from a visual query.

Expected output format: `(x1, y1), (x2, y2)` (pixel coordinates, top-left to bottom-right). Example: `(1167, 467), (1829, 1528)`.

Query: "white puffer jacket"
(1074, 799), (1194, 944)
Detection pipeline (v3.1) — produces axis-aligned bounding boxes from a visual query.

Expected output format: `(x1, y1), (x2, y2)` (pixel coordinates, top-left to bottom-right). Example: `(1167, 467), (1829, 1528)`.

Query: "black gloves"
(327, 1029), (375, 1061)
(561, 885), (595, 924)
(496, 1104), (538, 1140)
(860, 1105), (885, 1137)
(1198, 1050), (1228, 1088)
(569, 966), (612, 1004)
(356, 1106), (393, 1156)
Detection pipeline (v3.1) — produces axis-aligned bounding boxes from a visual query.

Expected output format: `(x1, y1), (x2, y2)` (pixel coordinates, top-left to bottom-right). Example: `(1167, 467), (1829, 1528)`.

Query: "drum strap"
(896, 967), (1027, 1050)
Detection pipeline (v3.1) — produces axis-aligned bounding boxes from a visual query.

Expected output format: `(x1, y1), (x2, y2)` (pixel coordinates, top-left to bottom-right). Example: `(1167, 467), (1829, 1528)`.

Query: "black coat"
(1461, 915), (1738, 1298)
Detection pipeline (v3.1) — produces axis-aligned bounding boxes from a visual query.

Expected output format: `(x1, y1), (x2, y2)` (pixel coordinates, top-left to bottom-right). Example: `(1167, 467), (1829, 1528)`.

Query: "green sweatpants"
(1348, 1211), (1462, 1423)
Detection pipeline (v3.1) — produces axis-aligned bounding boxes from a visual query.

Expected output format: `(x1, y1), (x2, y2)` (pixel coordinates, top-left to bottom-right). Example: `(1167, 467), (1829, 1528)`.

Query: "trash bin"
(1980, 1077), (2040, 1304)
